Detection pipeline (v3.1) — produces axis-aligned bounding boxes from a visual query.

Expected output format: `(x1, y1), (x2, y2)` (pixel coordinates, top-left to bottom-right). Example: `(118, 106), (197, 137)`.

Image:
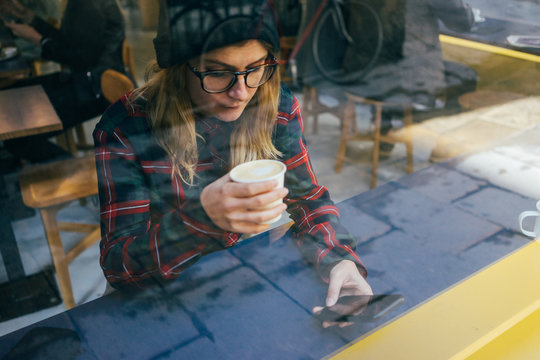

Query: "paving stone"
(0, 313), (97, 360)
(69, 292), (200, 359)
(338, 201), (392, 243)
(493, 144), (540, 167)
(178, 266), (346, 360)
(454, 187), (537, 232)
(157, 337), (222, 360)
(398, 164), (486, 204)
(457, 231), (531, 270)
(455, 150), (540, 200)
(231, 234), (328, 311)
(355, 188), (503, 253)
(357, 230), (483, 307)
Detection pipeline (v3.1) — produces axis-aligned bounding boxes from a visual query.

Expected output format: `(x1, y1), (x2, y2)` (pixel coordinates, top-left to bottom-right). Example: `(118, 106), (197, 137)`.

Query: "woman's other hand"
(201, 173), (288, 234)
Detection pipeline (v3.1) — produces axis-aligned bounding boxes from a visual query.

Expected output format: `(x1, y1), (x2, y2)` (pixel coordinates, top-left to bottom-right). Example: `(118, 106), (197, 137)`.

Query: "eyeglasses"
(188, 58), (278, 94)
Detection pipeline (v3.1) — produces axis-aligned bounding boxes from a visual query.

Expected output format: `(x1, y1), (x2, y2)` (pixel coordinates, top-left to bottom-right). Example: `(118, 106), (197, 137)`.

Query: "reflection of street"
(301, 93), (540, 202)
(467, 0), (540, 26)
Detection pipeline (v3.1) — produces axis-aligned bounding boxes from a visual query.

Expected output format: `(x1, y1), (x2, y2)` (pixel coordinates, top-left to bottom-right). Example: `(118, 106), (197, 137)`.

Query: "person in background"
(6, 0), (60, 59)
(93, 0), (372, 317)
(0, 0), (125, 162)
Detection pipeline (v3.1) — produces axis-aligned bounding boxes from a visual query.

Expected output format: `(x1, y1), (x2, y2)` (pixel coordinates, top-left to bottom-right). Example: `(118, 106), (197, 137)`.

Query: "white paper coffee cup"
(230, 159), (286, 224)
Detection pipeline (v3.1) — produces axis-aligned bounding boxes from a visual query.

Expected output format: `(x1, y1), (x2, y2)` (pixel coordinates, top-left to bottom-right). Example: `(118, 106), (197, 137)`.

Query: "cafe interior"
(1, 0), (540, 358)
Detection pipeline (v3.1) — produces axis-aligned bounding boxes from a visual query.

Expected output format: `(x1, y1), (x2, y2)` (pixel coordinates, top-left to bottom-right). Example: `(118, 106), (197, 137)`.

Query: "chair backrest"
(100, 69), (135, 103)
(122, 39), (137, 84)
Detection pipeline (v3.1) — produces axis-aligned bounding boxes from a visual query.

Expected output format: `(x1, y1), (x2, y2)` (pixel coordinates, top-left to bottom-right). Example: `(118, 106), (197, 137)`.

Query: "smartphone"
(316, 294), (404, 323)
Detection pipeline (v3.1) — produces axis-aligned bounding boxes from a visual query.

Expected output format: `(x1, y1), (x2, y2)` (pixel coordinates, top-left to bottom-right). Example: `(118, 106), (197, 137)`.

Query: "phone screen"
(316, 294), (404, 323)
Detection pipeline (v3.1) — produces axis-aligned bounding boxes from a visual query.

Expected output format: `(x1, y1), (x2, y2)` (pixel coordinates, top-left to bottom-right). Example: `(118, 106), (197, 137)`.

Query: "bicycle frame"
(278, 0), (353, 86)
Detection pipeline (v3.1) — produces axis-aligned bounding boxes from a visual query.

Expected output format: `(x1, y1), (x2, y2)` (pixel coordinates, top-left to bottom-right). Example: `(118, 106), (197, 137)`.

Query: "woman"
(93, 0), (372, 311)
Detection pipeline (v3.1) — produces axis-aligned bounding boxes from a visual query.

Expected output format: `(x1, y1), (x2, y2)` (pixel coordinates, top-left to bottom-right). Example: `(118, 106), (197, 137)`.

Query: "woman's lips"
(222, 104), (242, 109)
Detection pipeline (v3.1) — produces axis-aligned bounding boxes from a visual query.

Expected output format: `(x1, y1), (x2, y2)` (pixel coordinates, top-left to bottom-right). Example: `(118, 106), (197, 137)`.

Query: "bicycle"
(275, 0), (383, 85)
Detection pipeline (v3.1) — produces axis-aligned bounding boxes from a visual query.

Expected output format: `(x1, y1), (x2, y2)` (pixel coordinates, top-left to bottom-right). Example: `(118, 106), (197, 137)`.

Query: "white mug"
(230, 160), (287, 224)
(519, 200), (540, 238)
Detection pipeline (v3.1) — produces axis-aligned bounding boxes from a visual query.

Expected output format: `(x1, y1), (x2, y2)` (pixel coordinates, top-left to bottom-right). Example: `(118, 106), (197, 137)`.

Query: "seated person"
(93, 0), (372, 312)
(0, 0), (125, 162)
(6, 0), (60, 59)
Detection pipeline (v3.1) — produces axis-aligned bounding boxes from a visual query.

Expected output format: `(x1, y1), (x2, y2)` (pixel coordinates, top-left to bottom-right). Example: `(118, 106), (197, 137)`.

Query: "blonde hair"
(130, 46), (282, 185)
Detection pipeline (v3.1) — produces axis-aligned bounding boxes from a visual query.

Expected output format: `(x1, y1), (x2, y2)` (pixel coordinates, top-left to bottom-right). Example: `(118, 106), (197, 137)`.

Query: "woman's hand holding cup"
(201, 160), (288, 234)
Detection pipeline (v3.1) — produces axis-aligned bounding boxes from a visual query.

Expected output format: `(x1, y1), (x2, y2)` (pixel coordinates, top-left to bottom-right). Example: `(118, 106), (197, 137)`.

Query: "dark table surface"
(0, 55), (30, 78)
(0, 158), (535, 359)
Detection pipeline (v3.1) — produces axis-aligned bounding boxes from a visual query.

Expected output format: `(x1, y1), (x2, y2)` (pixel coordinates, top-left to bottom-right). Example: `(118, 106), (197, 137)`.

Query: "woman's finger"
(244, 187), (288, 210)
(228, 221), (271, 235)
(228, 203), (287, 225)
(226, 179), (280, 198)
(223, 187), (287, 211)
(312, 306), (324, 315)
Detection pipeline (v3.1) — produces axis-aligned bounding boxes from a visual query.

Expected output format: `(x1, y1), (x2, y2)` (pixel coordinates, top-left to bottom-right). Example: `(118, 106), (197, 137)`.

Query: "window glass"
(1, 0), (539, 358)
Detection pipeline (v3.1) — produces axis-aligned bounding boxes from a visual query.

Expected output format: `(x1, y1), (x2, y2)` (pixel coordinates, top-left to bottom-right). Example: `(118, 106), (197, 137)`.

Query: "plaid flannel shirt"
(93, 85), (367, 289)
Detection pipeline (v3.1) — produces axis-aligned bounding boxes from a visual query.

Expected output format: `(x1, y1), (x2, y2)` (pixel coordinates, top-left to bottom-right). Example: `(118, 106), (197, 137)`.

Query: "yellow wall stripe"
(440, 34), (540, 63)
(328, 242), (540, 360)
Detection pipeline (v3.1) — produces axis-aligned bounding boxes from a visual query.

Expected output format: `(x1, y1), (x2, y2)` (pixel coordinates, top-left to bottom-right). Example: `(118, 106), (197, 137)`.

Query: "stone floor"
(1, 2), (540, 338)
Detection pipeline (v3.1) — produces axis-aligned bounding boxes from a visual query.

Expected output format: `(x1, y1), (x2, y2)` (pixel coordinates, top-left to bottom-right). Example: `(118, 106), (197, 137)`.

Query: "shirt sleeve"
(93, 102), (235, 290)
(31, 15), (82, 67)
(276, 90), (368, 280)
(33, 0), (124, 72)
(93, 0), (125, 72)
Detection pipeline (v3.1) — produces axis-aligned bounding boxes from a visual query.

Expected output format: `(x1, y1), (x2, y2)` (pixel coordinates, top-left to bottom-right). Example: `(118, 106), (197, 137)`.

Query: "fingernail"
(327, 297), (337, 307)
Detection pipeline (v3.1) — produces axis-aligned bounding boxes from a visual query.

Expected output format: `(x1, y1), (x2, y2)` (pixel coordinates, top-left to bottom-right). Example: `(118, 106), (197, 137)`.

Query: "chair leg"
(40, 207), (76, 309)
(404, 108), (414, 174)
(371, 104), (383, 189)
(311, 87), (319, 134)
(75, 124), (90, 149)
(65, 130), (78, 156)
(335, 99), (355, 173)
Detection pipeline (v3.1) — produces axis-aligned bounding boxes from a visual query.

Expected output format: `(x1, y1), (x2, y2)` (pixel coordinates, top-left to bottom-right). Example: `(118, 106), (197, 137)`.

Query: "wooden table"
(0, 159), (535, 359)
(0, 85), (62, 140)
(0, 85), (62, 280)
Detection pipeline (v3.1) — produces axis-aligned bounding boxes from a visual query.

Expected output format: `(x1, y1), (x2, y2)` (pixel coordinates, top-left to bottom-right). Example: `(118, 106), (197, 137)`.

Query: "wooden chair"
(18, 155), (100, 309)
(279, 36), (297, 85)
(302, 84), (347, 134)
(336, 92), (414, 189)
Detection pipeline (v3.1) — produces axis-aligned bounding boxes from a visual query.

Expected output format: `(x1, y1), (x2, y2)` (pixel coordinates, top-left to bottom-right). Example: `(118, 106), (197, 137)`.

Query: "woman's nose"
(227, 76), (250, 101)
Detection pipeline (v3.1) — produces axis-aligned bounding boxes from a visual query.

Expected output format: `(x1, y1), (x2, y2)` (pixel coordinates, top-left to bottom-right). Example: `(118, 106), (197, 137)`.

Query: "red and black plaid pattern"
(93, 85), (366, 289)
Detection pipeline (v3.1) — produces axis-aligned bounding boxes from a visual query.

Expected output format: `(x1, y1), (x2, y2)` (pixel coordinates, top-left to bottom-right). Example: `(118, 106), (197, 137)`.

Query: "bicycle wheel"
(312, 0), (383, 84)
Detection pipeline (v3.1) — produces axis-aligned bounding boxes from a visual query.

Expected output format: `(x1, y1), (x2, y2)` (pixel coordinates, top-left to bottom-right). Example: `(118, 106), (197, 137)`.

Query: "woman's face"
(187, 40), (269, 122)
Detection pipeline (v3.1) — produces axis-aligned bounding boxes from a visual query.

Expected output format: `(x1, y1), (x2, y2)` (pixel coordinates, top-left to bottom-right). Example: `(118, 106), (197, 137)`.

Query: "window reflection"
(0, 1), (539, 358)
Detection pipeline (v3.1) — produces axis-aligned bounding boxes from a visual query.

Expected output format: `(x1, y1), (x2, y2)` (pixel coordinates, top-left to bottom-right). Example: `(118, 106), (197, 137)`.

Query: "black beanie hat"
(153, 0), (281, 68)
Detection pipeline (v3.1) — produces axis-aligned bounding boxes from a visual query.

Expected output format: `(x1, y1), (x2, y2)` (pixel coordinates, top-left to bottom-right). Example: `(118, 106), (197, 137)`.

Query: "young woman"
(93, 0), (372, 310)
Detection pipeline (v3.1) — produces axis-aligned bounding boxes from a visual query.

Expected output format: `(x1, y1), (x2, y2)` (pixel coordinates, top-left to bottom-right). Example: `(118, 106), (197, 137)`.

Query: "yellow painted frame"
(328, 241), (540, 360)
(440, 34), (540, 64)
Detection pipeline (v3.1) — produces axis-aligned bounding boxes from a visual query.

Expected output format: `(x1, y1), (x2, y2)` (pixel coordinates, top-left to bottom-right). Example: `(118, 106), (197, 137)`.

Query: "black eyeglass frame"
(187, 57), (279, 94)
